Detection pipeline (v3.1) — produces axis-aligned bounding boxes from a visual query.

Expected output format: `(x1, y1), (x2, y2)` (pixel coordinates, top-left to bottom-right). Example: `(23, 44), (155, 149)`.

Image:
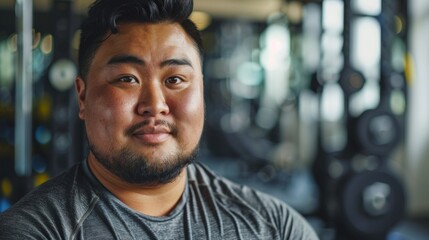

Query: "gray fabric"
(0, 160), (319, 240)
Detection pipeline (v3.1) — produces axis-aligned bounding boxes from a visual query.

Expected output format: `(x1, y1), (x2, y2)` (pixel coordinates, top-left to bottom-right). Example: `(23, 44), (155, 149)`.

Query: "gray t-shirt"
(0, 160), (318, 239)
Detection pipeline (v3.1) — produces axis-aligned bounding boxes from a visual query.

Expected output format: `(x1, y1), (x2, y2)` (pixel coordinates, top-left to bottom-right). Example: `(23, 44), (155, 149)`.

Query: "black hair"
(78, 0), (203, 79)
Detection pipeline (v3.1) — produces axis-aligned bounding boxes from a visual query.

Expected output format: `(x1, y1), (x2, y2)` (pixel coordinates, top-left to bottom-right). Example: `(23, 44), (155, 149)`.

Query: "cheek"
(85, 88), (135, 140)
(171, 86), (205, 137)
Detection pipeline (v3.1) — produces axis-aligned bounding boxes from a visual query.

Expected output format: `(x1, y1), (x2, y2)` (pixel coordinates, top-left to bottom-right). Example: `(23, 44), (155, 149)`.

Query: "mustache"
(125, 119), (178, 136)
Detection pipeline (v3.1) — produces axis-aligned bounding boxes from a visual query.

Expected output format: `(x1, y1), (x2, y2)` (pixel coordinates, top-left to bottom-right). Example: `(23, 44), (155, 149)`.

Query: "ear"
(75, 76), (86, 120)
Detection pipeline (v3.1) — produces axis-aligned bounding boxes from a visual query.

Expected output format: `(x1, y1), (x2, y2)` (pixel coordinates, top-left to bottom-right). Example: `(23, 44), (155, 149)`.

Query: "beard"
(88, 142), (198, 185)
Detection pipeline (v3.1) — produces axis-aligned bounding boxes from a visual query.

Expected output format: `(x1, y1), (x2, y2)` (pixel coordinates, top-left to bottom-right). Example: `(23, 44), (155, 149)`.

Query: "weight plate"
(338, 170), (406, 238)
(339, 68), (366, 96)
(354, 109), (401, 156)
(49, 58), (77, 92)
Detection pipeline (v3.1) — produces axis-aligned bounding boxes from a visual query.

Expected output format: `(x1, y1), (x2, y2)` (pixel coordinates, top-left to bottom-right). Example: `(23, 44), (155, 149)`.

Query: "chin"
(89, 140), (199, 185)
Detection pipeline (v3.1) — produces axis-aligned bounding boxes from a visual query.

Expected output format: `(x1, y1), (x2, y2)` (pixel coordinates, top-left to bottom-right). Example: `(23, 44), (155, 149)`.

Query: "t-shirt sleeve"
(0, 213), (44, 240)
(276, 203), (319, 239)
(239, 185), (319, 240)
(0, 164), (93, 240)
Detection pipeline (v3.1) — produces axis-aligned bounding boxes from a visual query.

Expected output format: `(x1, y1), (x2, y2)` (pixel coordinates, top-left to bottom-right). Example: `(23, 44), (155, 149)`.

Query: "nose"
(136, 83), (170, 116)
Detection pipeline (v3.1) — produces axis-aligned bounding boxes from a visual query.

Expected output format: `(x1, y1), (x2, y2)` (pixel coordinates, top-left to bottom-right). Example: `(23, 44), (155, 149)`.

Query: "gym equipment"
(338, 68), (365, 96)
(337, 170), (406, 239)
(352, 108), (401, 156)
(312, 1), (408, 239)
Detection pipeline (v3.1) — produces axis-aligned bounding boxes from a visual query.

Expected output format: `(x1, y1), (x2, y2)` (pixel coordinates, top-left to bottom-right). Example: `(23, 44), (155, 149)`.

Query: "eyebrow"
(107, 54), (193, 69)
(160, 58), (193, 69)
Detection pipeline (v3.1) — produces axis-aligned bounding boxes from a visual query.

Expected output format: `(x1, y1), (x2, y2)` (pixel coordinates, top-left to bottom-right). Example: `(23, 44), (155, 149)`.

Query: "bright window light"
(321, 83), (344, 121)
(351, 17), (380, 76)
(322, 0), (344, 33)
(352, 0), (381, 16)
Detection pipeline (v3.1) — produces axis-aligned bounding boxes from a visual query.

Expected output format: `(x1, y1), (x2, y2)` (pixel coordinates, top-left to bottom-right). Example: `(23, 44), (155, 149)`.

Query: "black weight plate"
(354, 109), (401, 156)
(339, 170), (406, 238)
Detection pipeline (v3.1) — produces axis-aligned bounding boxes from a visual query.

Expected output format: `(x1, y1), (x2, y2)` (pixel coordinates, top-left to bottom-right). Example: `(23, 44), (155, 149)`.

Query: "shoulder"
(188, 162), (319, 239)
(188, 162), (291, 212)
(0, 163), (99, 239)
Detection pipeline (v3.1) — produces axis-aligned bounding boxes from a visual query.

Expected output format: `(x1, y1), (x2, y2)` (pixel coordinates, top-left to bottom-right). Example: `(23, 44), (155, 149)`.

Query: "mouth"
(126, 120), (175, 145)
(132, 126), (171, 144)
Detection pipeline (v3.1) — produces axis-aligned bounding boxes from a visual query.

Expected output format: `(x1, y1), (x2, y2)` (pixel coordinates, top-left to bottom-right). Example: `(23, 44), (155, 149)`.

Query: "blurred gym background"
(0, 0), (428, 239)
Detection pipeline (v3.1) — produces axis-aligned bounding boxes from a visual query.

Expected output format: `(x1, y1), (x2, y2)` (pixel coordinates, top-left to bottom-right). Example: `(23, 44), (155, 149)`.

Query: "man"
(0, 0), (318, 239)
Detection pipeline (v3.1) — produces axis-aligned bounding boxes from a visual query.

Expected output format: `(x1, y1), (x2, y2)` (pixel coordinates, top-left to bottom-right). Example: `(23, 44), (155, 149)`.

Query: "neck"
(87, 154), (187, 217)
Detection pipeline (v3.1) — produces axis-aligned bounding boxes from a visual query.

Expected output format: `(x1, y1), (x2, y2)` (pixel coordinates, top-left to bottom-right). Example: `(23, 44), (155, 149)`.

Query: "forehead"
(93, 22), (200, 66)
(112, 22), (190, 45)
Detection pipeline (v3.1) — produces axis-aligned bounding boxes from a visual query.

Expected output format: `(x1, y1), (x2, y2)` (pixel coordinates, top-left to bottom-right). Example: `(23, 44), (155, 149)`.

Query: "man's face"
(75, 22), (204, 184)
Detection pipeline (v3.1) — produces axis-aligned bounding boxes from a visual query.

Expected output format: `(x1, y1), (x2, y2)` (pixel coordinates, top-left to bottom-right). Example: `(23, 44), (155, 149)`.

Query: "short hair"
(78, 0), (203, 79)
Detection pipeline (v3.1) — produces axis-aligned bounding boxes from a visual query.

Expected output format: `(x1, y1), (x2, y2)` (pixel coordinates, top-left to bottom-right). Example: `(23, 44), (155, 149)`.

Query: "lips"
(132, 126), (170, 144)
(131, 125), (171, 144)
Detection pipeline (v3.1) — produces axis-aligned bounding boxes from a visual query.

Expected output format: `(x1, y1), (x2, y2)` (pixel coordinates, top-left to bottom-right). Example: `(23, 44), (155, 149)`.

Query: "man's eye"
(118, 76), (137, 83)
(165, 77), (183, 85)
